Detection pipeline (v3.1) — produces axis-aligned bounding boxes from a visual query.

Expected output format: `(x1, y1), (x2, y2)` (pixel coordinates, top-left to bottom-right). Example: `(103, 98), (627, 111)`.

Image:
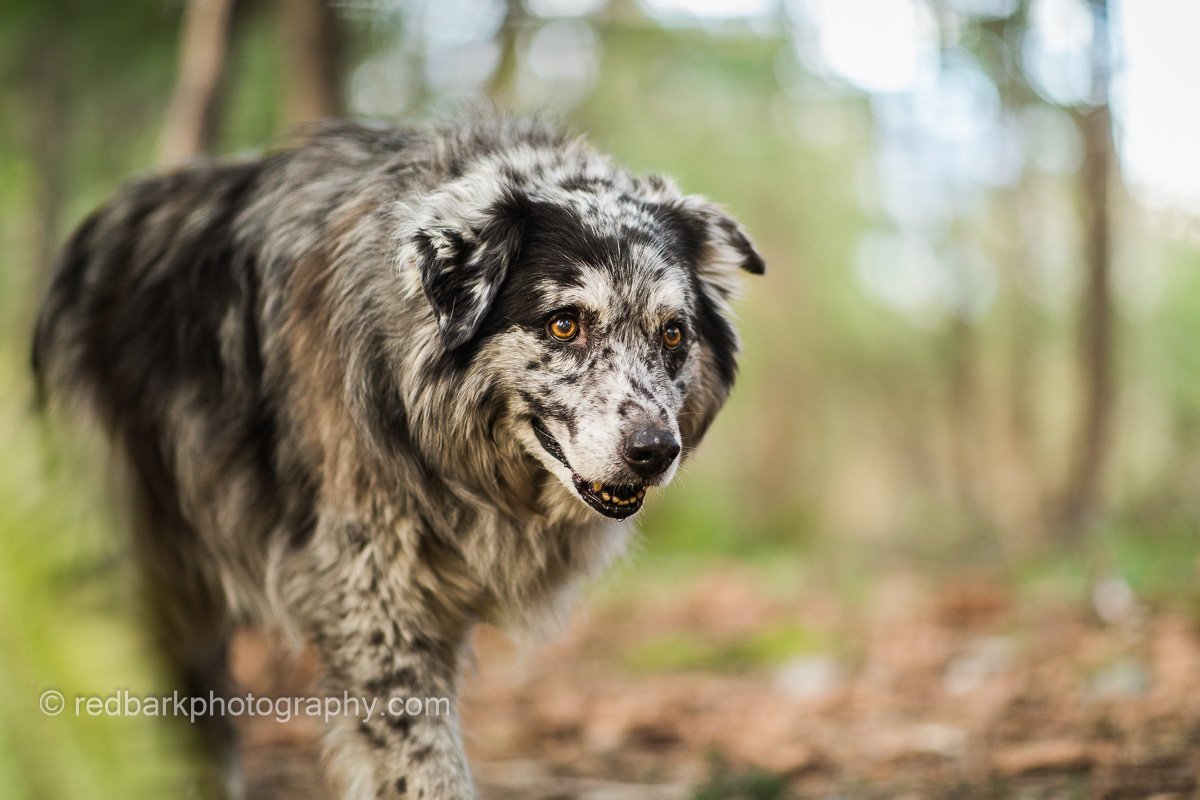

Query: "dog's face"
(404, 151), (763, 520)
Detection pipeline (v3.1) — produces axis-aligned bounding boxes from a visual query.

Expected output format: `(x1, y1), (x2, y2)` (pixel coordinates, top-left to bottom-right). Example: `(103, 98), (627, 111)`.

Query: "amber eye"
(547, 313), (579, 342)
(662, 322), (684, 350)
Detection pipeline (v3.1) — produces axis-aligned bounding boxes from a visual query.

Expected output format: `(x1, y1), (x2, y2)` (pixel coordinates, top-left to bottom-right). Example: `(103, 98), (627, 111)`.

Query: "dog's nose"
(622, 426), (681, 478)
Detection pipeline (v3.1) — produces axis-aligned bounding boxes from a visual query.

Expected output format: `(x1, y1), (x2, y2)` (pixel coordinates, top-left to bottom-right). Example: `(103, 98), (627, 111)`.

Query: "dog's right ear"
(408, 188), (531, 350)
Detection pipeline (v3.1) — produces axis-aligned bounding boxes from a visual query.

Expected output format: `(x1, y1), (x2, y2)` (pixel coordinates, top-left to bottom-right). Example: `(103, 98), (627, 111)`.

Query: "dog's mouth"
(571, 477), (646, 519)
(532, 418), (646, 520)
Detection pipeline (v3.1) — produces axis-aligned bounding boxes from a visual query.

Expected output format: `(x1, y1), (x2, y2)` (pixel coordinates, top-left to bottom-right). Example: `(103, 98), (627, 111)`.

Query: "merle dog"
(33, 116), (764, 799)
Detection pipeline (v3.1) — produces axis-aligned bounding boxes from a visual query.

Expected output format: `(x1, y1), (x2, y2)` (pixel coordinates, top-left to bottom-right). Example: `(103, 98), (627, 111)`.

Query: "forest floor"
(232, 564), (1200, 800)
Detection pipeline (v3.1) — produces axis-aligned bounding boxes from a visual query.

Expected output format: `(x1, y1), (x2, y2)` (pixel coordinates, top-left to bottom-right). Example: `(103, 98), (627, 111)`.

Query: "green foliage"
(622, 623), (833, 674)
(1099, 515), (1200, 610)
(0, 357), (194, 800)
(692, 753), (788, 800)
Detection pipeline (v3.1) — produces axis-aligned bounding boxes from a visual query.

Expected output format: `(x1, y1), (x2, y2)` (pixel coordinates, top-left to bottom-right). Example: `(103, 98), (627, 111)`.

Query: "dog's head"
(401, 146), (763, 520)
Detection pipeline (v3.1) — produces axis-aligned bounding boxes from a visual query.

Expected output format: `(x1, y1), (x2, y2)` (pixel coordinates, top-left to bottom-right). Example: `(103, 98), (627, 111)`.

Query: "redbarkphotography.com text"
(38, 688), (450, 725)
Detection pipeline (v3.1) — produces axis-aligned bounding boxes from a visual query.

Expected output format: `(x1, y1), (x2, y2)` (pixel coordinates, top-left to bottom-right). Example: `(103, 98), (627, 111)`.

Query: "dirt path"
(232, 569), (1200, 799)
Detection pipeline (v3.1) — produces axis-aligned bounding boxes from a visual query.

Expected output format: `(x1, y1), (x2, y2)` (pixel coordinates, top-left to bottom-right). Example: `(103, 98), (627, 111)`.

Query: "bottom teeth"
(583, 481), (645, 505)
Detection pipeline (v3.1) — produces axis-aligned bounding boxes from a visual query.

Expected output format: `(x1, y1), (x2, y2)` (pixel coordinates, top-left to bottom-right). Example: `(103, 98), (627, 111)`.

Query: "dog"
(32, 116), (764, 799)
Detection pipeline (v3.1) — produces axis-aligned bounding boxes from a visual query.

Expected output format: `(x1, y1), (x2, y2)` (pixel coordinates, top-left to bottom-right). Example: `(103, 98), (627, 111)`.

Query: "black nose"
(622, 426), (681, 478)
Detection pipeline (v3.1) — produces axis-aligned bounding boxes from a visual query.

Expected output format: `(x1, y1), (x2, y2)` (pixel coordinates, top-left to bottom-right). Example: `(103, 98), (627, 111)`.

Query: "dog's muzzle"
(532, 418), (665, 520)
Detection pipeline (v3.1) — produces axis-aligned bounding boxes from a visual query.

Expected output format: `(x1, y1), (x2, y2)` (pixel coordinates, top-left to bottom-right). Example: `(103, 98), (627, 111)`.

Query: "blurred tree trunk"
(932, 13), (988, 528)
(946, 312), (983, 522)
(29, 42), (67, 281)
(159, 0), (238, 166)
(489, 0), (526, 108)
(1000, 187), (1053, 542)
(976, 7), (1054, 548)
(279, 0), (343, 126)
(1058, 0), (1116, 536)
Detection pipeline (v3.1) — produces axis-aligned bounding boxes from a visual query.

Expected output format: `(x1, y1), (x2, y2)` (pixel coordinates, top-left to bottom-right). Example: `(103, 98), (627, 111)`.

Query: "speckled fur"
(32, 116), (763, 799)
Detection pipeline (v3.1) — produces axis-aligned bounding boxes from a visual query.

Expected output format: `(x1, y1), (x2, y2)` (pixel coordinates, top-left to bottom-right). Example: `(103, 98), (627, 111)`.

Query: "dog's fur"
(32, 116), (763, 799)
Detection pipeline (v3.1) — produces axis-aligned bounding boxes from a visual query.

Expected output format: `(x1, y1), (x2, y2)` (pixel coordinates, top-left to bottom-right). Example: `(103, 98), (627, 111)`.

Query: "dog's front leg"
(294, 524), (476, 800)
(327, 646), (473, 800)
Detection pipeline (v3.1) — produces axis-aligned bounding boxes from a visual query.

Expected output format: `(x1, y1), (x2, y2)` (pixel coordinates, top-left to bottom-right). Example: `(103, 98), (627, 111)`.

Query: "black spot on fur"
(643, 174), (669, 193)
(359, 721), (389, 750)
(663, 338), (690, 379)
(407, 633), (437, 655)
(631, 382), (657, 405)
(395, 777), (408, 794)
(692, 282), (739, 386)
(358, 331), (417, 456)
(343, 524), (369, 551)
(517, 390), (576, 431)
(559, 174), (614, 193)
(285, 486), (318, 549)
(365, 666), (418, 694)
(500, 164), (527, 186)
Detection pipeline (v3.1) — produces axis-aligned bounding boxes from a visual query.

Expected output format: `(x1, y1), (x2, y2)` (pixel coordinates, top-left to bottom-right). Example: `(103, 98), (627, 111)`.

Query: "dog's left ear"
(664, 197), (765, 300)
(409, 189), (530, 350)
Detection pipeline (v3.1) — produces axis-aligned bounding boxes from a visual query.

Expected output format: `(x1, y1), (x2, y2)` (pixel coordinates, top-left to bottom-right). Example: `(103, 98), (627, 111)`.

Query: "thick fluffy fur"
(32, 117), (763, 799)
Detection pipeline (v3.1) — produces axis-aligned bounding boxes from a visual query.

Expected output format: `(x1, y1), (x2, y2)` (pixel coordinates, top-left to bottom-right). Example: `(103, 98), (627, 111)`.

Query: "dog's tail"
(31, 168), (201, 416)
(31, 157), (265, 421)
(31, 207), (105, 410)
